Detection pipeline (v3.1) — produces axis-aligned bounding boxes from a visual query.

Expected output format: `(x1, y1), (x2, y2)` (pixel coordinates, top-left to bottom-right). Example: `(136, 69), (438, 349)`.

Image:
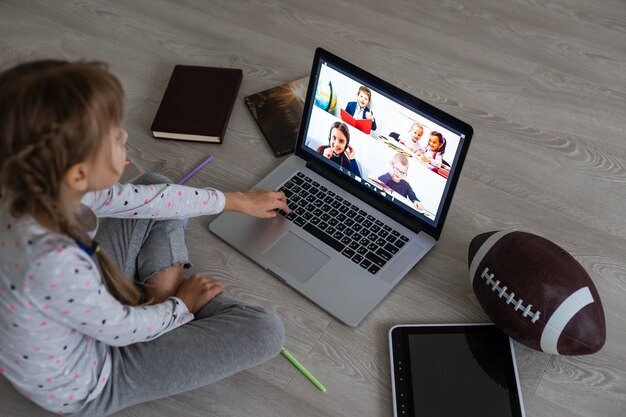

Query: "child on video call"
(399, 122), (424, 152)
(0, 60), (290, 417)
(344, 85), (377, 131)
(316, 121), (362, 177)
(416, 131), (446, 168)
(377, 154), (425, 211)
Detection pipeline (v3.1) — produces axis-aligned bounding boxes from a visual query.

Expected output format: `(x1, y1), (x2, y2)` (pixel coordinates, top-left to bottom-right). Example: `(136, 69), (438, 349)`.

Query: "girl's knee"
(246, 306), (285, 357)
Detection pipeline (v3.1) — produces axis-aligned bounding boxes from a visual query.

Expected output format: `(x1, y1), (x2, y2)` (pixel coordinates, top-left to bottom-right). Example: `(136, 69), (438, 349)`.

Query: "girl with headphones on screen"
(316, 121), (362, 177)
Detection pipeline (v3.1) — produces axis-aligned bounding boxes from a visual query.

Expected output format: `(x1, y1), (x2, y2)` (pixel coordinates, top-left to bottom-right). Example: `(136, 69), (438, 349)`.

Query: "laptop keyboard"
(277, 172), (409, 275)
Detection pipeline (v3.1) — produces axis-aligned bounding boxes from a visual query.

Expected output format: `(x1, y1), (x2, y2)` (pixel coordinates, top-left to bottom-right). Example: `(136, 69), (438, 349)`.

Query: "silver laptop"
(210, 48), (473, 326)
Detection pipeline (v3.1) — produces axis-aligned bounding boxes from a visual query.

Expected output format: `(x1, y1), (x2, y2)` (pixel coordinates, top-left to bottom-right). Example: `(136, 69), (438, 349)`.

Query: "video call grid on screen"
(302, 60), (465, 225)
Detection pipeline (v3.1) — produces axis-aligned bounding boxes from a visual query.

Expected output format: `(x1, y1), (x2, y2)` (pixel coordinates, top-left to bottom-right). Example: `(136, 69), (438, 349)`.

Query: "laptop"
(210, 48), (473, 326)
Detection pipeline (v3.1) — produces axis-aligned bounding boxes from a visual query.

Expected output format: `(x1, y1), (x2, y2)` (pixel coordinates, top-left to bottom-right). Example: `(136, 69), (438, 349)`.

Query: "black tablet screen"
(391, 325), (523, 417)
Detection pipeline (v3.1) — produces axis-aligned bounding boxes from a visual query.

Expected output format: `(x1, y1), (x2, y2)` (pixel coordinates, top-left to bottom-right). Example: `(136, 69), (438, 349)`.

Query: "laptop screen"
(297, 49), (472, 236)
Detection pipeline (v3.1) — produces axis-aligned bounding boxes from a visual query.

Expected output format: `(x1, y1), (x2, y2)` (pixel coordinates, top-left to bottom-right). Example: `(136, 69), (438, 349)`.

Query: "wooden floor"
(1, 0), (626, 416)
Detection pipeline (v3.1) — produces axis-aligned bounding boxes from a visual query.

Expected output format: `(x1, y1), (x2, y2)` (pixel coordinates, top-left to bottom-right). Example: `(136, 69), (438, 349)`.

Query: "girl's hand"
(322, 147), (333, 159)
(345, 144), (355, 159)
(224, 189), (290, 218)
(175, 274), (224, 314)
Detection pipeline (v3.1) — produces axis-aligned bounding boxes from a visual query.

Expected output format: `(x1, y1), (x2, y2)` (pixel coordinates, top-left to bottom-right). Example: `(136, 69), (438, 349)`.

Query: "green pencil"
(280, 347), (327, 393)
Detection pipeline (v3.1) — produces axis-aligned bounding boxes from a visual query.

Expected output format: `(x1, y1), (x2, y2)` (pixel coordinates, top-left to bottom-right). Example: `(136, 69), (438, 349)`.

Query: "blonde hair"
(392, 153), (409, 166)
(0, 60), (142, 305)
(409, 122), (424, 133)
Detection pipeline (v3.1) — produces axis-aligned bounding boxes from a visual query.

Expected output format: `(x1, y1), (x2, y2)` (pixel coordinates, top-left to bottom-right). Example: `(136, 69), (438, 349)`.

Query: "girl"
(316, 121), (362, 177)
(417, 131), (446, 169)
(399, 122), (424, 152)
(0, 60), (288, 416)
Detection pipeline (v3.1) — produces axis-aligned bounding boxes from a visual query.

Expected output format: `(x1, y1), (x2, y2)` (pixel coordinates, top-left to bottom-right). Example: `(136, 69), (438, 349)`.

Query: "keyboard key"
(365, 251), (387, 267)
(341, 236), (351, 245)
(375, 247), (393, 261)
(352, 254), (364, 264)
(303, 223), (345, 252)
(294, 217), (306, 227)
(357, 246), (368, 255)
(392, 230), (400, 237)
(384, 242), (399, 254)
(368, 264), (381, 274)
(360, 259), (372, 269)
(399, 235), (409, 242)
(395, 240), (406, 249)
(341, 247), (355, 258)
(286, 212), (297, 221)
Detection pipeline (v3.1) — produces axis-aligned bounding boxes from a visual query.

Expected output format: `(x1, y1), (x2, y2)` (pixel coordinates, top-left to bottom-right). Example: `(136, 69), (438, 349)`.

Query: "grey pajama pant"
(73, 173), (284, 417)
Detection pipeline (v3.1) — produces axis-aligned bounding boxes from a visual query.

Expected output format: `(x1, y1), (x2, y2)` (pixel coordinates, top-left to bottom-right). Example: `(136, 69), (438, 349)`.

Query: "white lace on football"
(481, 267), (541, 324)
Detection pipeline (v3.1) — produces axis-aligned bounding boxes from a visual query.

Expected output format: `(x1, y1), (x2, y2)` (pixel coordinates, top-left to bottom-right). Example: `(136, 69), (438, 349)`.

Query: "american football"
(468, 230), (606, 355)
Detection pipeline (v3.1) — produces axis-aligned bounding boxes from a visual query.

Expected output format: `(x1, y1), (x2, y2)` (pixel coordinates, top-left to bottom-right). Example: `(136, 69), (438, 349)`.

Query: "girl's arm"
(81, 182), (226, 220)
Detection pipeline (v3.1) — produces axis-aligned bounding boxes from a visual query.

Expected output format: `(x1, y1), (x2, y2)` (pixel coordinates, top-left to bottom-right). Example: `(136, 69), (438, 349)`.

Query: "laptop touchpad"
(264, 232), (330, 283)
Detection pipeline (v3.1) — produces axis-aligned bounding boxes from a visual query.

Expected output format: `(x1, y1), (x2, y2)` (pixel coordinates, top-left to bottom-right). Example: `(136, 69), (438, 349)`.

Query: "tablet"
(389, 323), (525, 417)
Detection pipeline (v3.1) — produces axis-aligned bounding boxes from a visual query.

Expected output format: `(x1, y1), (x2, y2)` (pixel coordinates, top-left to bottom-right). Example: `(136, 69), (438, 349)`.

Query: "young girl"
(0, 60), (288, 416)
(399, 122), (424, 152)
(417, 131), (446, 169)
(316, 121), (362, 177)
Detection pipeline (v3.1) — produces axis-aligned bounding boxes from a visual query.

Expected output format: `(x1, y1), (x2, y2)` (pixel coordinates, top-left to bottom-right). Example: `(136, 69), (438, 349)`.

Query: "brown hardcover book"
(151, 65), (243, 143)
(244, 76), (308, 157)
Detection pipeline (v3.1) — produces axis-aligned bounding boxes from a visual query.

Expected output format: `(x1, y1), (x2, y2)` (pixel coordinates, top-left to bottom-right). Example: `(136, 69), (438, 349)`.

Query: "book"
(340, 108), (373, 134)
(151, 65), (243, 143)
(244, 76), (308, 157)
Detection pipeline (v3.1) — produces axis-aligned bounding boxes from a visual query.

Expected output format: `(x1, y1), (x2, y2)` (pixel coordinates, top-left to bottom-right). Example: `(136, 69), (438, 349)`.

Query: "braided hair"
(0, 60), (142, 305)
